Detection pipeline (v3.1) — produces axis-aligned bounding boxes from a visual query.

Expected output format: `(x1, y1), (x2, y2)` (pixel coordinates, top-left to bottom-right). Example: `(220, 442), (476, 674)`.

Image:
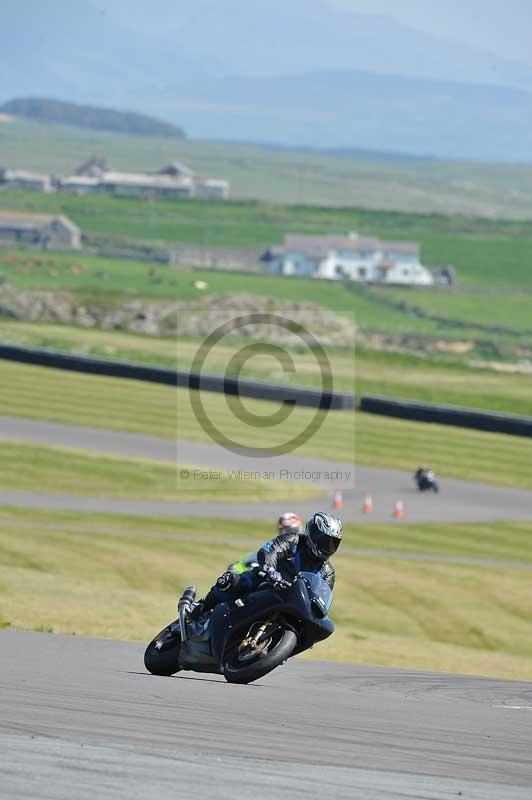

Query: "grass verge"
(1, 507), (532, 680)
(1, 318), (531, 415)
(1, 361), (531, 489)
(3, 176), (532, 289)
(0, 440), (319, 503)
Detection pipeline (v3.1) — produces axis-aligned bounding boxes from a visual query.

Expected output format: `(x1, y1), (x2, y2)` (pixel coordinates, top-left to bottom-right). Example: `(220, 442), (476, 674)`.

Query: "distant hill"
(0, 98), (185, 139)
(4, 1), (532, 160)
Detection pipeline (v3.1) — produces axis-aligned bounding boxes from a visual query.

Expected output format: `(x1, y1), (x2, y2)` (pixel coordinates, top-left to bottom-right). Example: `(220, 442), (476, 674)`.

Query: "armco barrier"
(0, 344), (177, 386)
(183, 372), (354, 409)
(0, 344), (355, 410)
(360, 394), (532, 438)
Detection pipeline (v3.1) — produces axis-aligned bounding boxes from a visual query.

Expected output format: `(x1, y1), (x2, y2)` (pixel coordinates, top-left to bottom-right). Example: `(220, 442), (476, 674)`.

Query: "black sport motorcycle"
(415, 473), (440, 493)
(144, 572), (334, 684)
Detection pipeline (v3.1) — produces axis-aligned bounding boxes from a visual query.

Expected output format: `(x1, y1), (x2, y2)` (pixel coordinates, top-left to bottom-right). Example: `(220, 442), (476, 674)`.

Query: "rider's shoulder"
(282, 530), (300, 548)
(260, 531), (298, 552)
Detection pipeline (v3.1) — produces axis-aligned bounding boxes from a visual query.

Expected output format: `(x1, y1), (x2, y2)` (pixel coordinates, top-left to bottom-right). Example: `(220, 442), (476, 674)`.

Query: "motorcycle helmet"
(305, 512), (343, 560)
(277, 511), (303, 536)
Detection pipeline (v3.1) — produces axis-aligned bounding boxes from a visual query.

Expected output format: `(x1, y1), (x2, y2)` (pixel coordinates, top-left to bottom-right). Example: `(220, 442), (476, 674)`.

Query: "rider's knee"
(213, 570), (239, 596)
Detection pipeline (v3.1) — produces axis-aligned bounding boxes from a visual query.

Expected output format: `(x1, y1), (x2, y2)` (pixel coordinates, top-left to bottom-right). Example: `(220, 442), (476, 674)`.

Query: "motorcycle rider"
(414, 465), (426, 484)
(190, 511), (342, 620)
(226, 512), (302, 574)
(415, 465), (438, 491)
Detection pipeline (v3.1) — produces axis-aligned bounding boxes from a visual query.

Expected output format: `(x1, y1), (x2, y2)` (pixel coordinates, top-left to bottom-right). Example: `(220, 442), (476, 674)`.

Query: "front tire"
(223, 628), (297, 684)
(144, 624), (181, 676)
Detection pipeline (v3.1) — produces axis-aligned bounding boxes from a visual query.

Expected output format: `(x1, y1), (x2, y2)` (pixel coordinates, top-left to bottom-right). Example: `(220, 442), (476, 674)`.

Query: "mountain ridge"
(0, 98), (185, 139)
(3, 1), (532, 159)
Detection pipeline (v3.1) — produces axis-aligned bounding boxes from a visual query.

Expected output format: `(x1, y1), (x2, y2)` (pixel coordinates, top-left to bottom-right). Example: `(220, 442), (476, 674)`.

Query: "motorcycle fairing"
(209, 574), (335, 666)
(178, 617), (223, 673)
(209, 585), (284, 665)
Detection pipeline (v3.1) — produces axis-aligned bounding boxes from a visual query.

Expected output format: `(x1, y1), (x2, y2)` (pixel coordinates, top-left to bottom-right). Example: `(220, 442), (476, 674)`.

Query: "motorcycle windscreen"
(299, 571), (333, 615)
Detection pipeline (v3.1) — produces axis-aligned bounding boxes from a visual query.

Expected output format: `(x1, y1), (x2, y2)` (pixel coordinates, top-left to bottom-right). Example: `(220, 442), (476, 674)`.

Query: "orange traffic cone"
(333, 489), (343, 511)
(363, 493), (373, 513)
(393, 498), (405, 519)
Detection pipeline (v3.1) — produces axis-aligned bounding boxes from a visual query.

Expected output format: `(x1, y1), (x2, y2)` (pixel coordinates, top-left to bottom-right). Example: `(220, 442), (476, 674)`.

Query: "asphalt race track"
(1, 416), (532, 523)
(2, 630), (532, 800)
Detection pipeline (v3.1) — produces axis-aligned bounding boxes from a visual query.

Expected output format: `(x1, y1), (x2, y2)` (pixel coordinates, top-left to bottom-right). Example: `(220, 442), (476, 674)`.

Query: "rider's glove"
(264, 566), (283, 585)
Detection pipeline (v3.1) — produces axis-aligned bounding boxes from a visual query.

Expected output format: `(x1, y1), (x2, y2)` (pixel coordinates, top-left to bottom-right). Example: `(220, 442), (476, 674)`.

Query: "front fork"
(238, 614), (281, 657)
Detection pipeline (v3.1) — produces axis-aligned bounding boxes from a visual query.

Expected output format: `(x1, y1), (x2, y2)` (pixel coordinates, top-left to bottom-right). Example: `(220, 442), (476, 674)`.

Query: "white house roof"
(101, 171), (193, 189)
(2, 169), (50, 182)
(61, 176), (101, 187)
(381, 241), (420, 254)
(281, 233), (419, 257)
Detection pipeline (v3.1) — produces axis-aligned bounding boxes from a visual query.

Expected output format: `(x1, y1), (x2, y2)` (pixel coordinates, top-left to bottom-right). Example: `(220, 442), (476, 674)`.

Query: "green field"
(3, 116), (532, 218)
(1, 244), (531, 416)
(0, 441), (319, 503)
(1, 361), (531, 488)
(379, 286), (532, 335)
(2, 249), (531, 333)
(2, 506), (532, 680)
(1, 250), (531, 365)
(1, 319), (531, 416)
(2, 188), (532, 290)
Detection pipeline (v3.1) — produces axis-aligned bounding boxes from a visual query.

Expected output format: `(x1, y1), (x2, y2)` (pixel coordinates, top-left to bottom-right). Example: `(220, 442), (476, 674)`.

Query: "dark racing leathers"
(198, 532), (335, 615)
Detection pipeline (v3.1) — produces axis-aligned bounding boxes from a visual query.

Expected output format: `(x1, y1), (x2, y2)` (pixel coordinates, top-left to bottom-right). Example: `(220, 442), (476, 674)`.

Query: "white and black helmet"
(305, 512), (343, 560)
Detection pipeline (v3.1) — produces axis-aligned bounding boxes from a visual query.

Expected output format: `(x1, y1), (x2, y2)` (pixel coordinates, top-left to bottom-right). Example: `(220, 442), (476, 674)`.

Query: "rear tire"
(144, 625), (181, 676)
(223, 628), (296, 684)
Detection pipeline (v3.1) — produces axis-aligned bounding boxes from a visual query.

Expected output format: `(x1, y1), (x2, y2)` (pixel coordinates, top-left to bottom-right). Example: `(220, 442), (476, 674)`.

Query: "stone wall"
(168, 245), (263, 271)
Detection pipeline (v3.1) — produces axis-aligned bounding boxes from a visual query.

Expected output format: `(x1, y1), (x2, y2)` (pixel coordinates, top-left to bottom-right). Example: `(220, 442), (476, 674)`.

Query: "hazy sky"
(333, 0), (532, 66)
(98, 0), (532, 70)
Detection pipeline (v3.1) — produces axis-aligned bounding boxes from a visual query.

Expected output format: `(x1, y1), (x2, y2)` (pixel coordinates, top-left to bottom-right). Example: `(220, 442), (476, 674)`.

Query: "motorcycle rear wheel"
(144, 623), (181, 676)
(223, 628), (297, 684)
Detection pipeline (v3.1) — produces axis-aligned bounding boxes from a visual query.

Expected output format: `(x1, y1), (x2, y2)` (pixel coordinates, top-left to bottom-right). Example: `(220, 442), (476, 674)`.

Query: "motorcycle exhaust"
(178, 585), (197, 643)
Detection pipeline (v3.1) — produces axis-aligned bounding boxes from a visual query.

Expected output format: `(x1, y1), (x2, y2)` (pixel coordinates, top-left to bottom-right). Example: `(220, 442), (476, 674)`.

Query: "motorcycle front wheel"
(144, 622), (181, 676)
(223, 626), (297, 684)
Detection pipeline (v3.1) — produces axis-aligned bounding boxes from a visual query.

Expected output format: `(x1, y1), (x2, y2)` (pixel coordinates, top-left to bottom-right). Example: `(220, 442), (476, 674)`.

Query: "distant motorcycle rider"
(276, 511), (303, 536)
(414, 465), (439, 492)
(190, 512), (342, 620)
(414, 465), (425, 483)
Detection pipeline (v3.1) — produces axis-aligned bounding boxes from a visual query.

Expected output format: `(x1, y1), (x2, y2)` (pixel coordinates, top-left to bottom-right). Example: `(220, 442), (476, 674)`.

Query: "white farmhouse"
(264, 232), (433, 286)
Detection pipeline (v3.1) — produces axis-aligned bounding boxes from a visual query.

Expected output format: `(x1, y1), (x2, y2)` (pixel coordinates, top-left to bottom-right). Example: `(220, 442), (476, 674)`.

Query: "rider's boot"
(189, 571), (238, 621)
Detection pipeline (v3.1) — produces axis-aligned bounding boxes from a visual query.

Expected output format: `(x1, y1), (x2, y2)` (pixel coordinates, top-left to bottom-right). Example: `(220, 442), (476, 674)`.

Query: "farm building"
(263, 232), (434, 286)
(60, 157), (229, 199)
(96, 170), (195, 198)
(0, 168), (53, 193)
(155, 161), (195, 179)
(0, 212), (81, 250)
(197, 178), (230, 199)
